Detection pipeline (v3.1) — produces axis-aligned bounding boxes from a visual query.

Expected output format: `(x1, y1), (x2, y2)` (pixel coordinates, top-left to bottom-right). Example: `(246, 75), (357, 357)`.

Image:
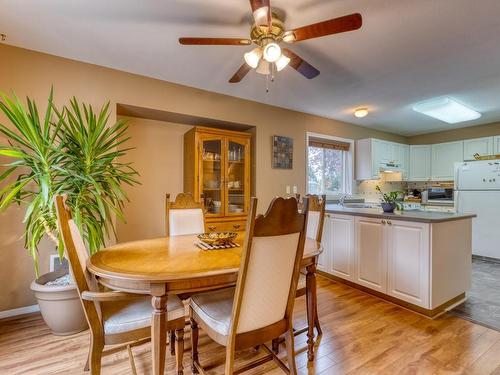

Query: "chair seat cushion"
(102, 295), (184, 335)
(190, 287), (235, 337)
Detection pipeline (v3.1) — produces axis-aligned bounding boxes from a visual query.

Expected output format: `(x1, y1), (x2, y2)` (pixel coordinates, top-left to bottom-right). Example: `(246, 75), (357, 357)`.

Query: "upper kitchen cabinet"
(463, 137), (494, 161)
(494, 136), (500, 154)
(399, 144), (410, 180)
(431, 141), (464, 181)
(356, 138), (408, 180)
(409, 145), (431, 181)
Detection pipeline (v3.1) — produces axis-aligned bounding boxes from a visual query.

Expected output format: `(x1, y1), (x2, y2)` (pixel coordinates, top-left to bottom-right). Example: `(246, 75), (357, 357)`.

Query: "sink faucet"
(338, 194), (348, 207)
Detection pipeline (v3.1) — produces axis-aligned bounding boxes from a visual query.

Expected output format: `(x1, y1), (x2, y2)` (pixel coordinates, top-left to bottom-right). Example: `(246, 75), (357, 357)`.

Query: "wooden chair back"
(230, 196), (309, 335)
(305, 194), (326, 243)
(165, 193), (205, 236)
(54, 195), (102, 329)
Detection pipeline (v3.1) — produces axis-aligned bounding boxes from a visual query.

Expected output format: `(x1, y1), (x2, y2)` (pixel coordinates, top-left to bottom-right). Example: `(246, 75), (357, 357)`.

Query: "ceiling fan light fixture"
(244, 47), (262, 68)
(275, 54), (291, 71)
(263, 42), (281, 63)
(282, 31), (295, 43)
(256, 59), (271, 75)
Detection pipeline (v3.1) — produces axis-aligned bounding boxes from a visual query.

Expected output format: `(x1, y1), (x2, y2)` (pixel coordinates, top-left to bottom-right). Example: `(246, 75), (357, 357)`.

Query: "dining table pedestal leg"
(151, 284), (168, 375)
(306, 263), (317, 362)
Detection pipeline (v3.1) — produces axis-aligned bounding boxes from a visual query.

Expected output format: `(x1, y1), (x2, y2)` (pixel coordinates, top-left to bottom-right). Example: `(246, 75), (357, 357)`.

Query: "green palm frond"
(0, 90), (140, 276)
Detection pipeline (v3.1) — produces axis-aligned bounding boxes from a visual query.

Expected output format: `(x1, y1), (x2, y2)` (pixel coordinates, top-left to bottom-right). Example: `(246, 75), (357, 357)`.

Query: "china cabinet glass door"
(225, 137), (249, 216)
(200, 137), (224, 217)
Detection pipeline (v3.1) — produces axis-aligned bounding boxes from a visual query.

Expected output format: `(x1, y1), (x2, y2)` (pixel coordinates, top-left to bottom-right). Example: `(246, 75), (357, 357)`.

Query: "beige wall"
(116, 118), (191, 242)
(408, 121), (500, 144)
(0, 43), (405, 311)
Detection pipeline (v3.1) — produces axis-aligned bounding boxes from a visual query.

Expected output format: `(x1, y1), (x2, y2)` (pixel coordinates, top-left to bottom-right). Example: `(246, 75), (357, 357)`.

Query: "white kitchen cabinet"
(494, 136), (500, 154)
(431, 141), (464, 181)
(355, 217), (387, 293)
(399, 144), (410, 180)
(328, 214), (355, 281)
(409, 145), (431, 181)
(316, 214), (332, 272)
(356, 138), (408, 180)
(463, 137), (494, 161)
(387, 220), (430, 307)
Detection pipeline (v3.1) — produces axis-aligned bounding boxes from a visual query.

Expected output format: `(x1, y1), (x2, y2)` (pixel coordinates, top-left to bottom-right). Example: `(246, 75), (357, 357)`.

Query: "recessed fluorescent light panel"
(412, 97), (481, 124)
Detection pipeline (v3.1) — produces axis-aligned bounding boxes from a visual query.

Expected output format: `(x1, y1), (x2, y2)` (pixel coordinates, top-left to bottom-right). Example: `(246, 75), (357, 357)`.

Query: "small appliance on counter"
(421, 187), (454, 205)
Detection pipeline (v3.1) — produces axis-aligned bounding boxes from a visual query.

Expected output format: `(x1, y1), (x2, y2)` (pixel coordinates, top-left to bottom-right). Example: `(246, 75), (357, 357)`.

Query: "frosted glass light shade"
(244, 48), (262, 68)
(256, 59), (271, 75)
(263, 42), (281, 62)
(275, 54), (291, 71)
(413, 97), (481, 124)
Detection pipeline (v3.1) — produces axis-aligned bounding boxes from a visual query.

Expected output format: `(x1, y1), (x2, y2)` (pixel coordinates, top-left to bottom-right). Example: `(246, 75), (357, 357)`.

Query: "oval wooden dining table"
(87, 232), (322, 375)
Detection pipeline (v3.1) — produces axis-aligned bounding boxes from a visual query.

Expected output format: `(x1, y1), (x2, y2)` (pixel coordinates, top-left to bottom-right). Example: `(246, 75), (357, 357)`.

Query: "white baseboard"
(0, 304), (40, 319)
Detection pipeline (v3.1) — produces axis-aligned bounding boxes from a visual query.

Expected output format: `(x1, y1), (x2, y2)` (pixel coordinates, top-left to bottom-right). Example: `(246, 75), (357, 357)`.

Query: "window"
(306, 134), (353, 196)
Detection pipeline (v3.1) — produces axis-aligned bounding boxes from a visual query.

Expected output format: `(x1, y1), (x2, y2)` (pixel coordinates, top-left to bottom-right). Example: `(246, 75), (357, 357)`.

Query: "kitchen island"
(318, 205), (476, 318)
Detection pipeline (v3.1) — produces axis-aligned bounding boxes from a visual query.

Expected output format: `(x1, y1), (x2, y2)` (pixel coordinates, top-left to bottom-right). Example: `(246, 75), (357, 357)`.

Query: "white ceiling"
(1, 0), (500, 136)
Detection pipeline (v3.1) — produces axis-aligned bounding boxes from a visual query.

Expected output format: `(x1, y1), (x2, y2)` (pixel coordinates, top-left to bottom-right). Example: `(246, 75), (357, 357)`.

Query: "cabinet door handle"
(387, 220), (392, 225)
(381, 220), (386, 224)
(233, 224), (241, 230)
(208, 225), (217, 231)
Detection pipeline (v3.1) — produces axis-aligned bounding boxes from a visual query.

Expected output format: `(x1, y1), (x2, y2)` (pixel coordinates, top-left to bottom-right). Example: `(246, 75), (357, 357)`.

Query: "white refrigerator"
(455, 160), (500, 259)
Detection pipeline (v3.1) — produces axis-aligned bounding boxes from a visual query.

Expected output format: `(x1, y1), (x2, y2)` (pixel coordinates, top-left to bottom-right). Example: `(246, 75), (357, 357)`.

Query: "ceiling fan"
(179, 0), (362, 86)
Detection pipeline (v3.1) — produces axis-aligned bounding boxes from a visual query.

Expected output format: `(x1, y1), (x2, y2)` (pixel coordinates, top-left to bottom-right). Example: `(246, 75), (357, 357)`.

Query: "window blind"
(308, 137), (350, 151)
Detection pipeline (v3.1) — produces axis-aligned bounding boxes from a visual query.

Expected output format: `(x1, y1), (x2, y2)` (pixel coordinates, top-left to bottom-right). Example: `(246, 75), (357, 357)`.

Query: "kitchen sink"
(342, 203), (378, 209)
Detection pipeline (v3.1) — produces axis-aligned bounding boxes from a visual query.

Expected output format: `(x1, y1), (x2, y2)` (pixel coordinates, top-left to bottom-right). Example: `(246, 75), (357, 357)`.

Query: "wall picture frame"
(272, 135), (293, 169)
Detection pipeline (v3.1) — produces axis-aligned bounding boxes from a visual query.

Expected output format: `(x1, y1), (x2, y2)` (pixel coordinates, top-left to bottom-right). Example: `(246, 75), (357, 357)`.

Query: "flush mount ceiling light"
(354, 108), (368, 118)
(413, 97), (481, 124)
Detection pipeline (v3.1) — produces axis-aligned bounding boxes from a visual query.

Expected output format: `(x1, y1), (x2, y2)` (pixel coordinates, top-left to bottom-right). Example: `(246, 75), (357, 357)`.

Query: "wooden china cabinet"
(183, 126), (251, 232)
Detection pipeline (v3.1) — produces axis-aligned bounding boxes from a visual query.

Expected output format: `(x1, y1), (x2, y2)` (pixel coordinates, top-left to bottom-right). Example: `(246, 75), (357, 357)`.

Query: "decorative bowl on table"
(197, 232), (237, 246)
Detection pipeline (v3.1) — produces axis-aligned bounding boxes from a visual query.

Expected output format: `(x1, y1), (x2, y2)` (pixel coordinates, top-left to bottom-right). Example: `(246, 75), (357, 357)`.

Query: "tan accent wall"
(0, 43), (405, 311)
(408, 122), (500, 144)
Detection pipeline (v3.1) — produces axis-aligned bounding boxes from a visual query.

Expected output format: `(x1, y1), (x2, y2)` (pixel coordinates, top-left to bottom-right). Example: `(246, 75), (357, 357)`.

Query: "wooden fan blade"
(179, 37), (252, 45)
(249, 0), (271, 27)
(229, 63), (252, 83)
(288, 13), (362, 42)
(282, 49), (320, 79)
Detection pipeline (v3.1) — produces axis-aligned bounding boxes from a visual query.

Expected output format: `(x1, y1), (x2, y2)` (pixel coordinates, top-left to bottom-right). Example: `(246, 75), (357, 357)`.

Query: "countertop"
(325, 204), (476, 223)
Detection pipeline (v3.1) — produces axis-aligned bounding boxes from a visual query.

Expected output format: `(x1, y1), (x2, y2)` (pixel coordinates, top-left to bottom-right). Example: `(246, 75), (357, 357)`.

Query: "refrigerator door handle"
(454, 191), (459, 212)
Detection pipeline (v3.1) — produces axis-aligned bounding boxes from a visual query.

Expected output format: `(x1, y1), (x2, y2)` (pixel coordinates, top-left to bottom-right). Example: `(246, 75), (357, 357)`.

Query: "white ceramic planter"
(30, 270), (88, 336)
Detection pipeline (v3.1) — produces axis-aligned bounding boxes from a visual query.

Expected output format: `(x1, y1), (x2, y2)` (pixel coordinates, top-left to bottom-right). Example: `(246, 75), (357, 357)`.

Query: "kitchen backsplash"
(354, 179), (454, 203)
(355, 179), (407, 203)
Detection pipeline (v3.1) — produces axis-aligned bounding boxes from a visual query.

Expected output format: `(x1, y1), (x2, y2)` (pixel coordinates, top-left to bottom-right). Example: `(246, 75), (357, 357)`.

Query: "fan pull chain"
(266, 74), (269, 93)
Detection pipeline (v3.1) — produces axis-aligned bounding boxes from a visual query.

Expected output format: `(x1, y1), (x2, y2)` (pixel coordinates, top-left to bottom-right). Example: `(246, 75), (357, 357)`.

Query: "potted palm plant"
(0, 90), (139, 335)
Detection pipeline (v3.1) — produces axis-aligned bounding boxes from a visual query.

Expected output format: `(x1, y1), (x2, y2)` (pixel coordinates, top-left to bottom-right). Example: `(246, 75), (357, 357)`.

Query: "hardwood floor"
(1, 276), (500, 374)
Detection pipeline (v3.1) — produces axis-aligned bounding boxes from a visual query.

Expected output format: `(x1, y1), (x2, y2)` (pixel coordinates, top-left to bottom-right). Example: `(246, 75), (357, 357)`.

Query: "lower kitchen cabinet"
(320, 214), (432, 309)
(316, 214), (331, 272)
(328, 214), (355, 281)
(319, 211), (472, 316)
(387, 220), (430, 307)
(355, 217), (387, 293)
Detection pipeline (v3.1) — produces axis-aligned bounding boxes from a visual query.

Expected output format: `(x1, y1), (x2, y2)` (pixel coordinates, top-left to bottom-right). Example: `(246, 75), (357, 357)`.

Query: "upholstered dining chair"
(189, 196), (310, 374)
(272, 194), (326, 355)
(295, 194), (326, 335)
(165, 193), (205, 236)
(54, 195), (186, 375)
